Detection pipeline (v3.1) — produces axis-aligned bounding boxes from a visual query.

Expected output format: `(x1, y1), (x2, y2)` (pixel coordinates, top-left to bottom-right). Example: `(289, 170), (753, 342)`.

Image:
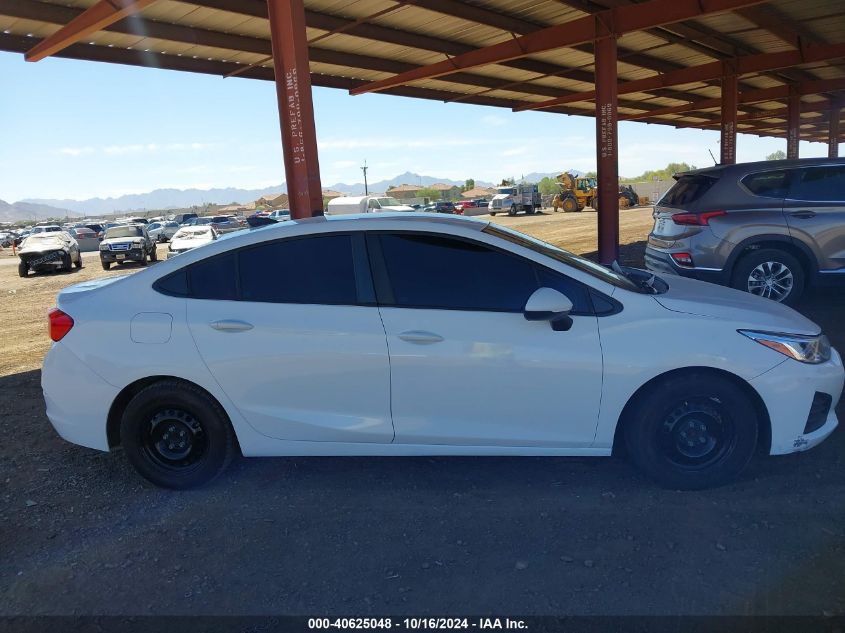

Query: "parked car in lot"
(30, 225), (64, 235)
(18, 231), (82, 277)
(42, 213), (842, 490)
(99, 224), (157, 270)
(646, 157), (845, 305)
(424, 201), (457, 214)
(147, 221), (180, 242)
(209, 216), (241, 233)
(167, 225), (218, 258)
(267, 209), (291, 222)
(181, 216), (214, 227)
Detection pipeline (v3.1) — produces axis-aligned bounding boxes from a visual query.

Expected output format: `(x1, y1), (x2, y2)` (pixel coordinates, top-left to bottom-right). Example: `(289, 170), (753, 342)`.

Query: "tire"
(18, 262), (28, 278)
(150, 246), (158, 262)
(508, 205), (517, 217)
(120, 380), (237, 489)
(490, 212), (497, 216)
(562, 196), (578, 213)
(624, 372), (759, 490)
(74, 251), (83, 269)
(62, 252), (73, 272)
(139, 250), (148, 266)
(101, 261), (111, 271)
(731, 248), (805, 306)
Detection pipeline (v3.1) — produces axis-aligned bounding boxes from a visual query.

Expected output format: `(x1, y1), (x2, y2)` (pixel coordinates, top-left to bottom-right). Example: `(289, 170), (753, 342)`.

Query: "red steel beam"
(595, 24), (619, 265)
(515, 42), (845, 113)
(619, 77), (845, 121)
(786, 86), (800, 159)
(737, 100), (837, 122)
(266, 0), (324, 218)
(25, 0), (158, 62)
(721, 67), (738, 165)
(831, 108), (842, 159)
(348, 0), (767, 96)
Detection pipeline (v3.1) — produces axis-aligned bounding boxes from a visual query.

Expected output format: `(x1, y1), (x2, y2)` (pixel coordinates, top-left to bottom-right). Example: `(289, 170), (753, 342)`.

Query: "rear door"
(784, 165), (845, 271)
(186, 232), (393, 443)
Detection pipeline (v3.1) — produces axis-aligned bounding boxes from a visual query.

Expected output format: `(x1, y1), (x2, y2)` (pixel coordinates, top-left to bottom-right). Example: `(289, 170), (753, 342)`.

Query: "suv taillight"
(671, 210), (726, 226)
(48, 308), (74, 342)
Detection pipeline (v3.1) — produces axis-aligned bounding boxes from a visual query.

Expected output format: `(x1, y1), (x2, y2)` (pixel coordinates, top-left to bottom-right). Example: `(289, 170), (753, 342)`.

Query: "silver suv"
(645, 158), (845, 305)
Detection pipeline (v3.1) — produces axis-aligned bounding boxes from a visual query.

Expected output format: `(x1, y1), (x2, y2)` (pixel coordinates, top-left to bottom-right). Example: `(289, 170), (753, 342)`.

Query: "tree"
(462, 178), (475, 192)
(766, 149), (787, 161)
(538, 176), (559, 196)
(416, 186), (440, 201)
(583, 171), (597, 179)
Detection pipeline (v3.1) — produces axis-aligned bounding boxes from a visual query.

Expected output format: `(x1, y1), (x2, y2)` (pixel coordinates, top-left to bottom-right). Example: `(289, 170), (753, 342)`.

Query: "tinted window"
(239, 235), (357, 304)
(659, 175), (717, 207)
(378, 234), (536, 312)
(154, 269), (189, 297)
(742, 170), (788, 198)
(189, 252), (237, 300)
(789, 166), (845, 202)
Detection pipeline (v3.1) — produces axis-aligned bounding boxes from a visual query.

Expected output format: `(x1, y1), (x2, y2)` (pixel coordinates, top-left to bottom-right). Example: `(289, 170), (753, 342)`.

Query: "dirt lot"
(1, 208), (844, 616)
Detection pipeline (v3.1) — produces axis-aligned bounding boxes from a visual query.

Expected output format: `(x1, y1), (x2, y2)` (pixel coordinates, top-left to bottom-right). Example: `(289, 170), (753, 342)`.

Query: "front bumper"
(750, 348), (844, 455)
(100, 247), (145, 262)
(644, 247), (725, 285)
(42, 342), (117, 451)
(19, 249), (67, 268)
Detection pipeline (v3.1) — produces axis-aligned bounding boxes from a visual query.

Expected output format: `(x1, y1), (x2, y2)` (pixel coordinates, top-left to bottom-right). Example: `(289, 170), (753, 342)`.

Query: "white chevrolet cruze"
(42, 213), (843, 490)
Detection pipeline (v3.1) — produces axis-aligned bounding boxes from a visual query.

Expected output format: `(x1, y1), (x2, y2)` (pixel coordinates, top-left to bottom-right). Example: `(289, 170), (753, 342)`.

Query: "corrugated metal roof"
(0, 0), (843, 141)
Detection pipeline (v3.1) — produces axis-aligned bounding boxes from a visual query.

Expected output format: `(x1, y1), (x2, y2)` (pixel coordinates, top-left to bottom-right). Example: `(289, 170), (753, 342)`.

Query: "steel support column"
(720, 67), (738, 165)
(595, 28), (619, 265)
(786, 85), (800, 159)
(830, 107), (841, 159)
(266, 0), (323, 218)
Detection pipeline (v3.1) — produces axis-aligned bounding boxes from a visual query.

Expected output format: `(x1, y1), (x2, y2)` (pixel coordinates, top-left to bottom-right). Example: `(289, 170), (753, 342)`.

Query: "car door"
(185, 232), (394, 443)
(784, 165), (845, 271)
(368, 231), (604, 448)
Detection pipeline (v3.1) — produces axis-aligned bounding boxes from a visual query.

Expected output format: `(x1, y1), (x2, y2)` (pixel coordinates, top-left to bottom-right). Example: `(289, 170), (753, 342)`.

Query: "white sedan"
(166, 225), (218, 258)
(42, 214), (843, 490)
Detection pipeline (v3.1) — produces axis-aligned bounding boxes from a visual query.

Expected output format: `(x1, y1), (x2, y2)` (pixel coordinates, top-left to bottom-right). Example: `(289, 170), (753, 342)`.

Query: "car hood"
(18, 240), (68, 255)
(101, 237), (141, 245)
(653, 274), (820, 335)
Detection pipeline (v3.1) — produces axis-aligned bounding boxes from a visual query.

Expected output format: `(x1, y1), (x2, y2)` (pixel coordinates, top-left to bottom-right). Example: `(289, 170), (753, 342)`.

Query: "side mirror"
(524, 287), (574, 331)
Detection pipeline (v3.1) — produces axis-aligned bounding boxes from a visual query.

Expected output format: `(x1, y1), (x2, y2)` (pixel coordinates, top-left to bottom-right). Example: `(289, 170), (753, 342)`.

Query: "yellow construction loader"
(552, 172), (598, 212)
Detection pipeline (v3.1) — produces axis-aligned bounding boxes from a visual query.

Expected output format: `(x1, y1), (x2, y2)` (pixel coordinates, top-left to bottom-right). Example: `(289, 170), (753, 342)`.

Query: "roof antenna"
(708, 149), (718, 165)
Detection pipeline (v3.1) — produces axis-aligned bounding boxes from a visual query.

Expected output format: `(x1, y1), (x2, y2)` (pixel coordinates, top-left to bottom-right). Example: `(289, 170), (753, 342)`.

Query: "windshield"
(104, 226), (143, 239)
(497, 188), (514, 195)
(377, 198), (402, 206)
(173, 228), (212, 240)
(483, 224), (643, 293)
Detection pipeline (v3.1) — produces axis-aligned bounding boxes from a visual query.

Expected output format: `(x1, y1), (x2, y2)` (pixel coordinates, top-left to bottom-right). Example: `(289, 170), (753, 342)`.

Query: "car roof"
(681, 156), (845, 178)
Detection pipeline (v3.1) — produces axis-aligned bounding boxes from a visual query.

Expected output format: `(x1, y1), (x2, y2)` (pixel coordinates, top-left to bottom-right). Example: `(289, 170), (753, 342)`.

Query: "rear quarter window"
(659, 175), (717, 208)
(741, 170), (788, 198)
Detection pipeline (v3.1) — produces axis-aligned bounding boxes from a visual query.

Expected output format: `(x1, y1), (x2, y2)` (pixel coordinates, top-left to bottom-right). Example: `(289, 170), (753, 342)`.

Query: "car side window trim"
(366, 230), (617, 316)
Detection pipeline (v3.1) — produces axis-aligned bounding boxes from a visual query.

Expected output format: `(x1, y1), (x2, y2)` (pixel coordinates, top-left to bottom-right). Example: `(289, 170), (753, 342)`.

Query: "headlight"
(739, 330), (831, 364)
(99, 243), (109, 251)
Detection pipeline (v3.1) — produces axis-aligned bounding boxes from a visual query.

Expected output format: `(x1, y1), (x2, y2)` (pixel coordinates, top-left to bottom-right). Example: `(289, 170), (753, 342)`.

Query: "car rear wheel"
(731, 248), (805, 306)
(120, 380), (236, 489)
(624, 372), (758, 490)
(18, 262), (28, 277)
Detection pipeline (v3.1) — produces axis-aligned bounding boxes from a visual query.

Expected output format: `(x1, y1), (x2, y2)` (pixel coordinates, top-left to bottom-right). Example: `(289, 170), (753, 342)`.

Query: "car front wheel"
(18, 262), (28, 277)
(624, 372), (759, 490)
(120, 380), (236, 489)
(731, 248), (805, 306)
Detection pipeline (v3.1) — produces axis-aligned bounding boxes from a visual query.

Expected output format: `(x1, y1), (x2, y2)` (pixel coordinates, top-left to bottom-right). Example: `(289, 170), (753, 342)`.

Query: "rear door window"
(659, 175), (717, 208)
(788, 166), (845, 202)
(742, 170), (789, 198)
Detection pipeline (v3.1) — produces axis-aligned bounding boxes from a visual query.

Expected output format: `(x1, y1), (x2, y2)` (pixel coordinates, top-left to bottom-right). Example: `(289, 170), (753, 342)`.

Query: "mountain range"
(2, 170), (578, 222)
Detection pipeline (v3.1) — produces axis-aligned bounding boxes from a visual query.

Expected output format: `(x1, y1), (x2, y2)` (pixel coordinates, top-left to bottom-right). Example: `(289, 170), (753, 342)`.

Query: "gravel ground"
(1, 209), (844, 616)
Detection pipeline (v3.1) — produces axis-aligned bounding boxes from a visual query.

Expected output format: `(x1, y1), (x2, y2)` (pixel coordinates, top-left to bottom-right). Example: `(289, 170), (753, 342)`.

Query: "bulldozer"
(552, 172), (597, 212)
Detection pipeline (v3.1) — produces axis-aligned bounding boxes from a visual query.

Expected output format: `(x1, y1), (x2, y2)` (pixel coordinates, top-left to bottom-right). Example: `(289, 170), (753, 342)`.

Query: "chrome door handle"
(398, 330), (444, 344)
(790, 210), (816, 219)
(210, 319), (254, 332)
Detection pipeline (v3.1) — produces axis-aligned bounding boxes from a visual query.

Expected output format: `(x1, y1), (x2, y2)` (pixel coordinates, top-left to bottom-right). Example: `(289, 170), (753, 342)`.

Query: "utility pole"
(361, 160), (369, 195)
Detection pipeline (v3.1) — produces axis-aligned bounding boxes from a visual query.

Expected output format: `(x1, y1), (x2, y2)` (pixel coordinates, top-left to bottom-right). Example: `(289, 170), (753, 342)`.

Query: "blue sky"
(0, 51), (830, 202)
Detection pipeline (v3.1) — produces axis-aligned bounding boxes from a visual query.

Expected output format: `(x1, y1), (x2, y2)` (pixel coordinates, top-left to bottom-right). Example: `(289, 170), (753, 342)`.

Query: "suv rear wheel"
(731, 248), (805, 305)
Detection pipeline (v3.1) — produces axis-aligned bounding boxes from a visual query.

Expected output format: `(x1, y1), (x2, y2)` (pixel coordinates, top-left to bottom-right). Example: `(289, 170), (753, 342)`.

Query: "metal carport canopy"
(1, 0), (844, 263)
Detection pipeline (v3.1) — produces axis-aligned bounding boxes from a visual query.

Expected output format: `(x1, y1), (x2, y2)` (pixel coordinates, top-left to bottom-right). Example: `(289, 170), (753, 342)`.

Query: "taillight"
(48, 308), (74, 342)
(670, 252), (694, 267)
(671, 210), (726, 226)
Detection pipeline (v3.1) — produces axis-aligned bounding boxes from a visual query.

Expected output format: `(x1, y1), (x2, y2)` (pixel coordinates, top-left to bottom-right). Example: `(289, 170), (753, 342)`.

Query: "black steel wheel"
(121, 380), (236, 489)
(62, 252), (73, 272)
(18, 261), (28, 278)
(101, 261), (111, 271)
(624, 372), (759, 490)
